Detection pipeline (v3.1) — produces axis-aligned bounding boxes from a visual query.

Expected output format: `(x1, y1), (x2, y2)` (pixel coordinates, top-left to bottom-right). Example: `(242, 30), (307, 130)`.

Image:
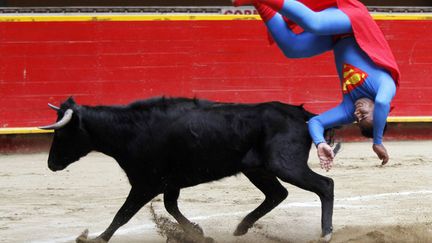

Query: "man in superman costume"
(233, 0), (400, 171)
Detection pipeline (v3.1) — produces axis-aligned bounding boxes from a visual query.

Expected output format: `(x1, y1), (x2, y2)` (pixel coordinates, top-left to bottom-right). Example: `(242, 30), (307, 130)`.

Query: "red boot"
(254, 1), (277, 22)
(233, 0), (284, 11)
(259, 0), (284, 11)
(232, 0), (255, 7)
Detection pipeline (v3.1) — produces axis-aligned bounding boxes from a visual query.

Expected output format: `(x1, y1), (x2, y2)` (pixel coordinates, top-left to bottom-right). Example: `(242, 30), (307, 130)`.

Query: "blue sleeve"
(308, 96), (356, 145)
(280, 1), (353, 35)
(265, 14), (334, 58)
(372, 77), (397, 144)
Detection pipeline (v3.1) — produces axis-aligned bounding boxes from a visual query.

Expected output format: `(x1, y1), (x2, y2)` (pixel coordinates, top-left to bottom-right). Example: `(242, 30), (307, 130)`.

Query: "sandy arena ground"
(1, 141), (432, 243)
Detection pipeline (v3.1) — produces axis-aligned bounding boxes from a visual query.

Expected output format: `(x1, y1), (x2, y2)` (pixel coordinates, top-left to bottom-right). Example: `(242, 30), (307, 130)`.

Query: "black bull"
(40, 97), (335, 242)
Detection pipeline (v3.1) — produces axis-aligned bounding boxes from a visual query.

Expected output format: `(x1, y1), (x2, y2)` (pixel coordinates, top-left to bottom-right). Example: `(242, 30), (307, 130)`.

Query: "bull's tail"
(333, 142), (342, 156)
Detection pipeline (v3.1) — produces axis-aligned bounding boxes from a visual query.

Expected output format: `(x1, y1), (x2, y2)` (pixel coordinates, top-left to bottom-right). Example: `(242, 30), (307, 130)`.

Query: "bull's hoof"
(75, 229), (107, 243)
(204, 236), (215, 243)
(320, 233), (332, 242)
(233, 222), (251, 236)
(166, 230), (213, 243)
(182, 222), (204, 236)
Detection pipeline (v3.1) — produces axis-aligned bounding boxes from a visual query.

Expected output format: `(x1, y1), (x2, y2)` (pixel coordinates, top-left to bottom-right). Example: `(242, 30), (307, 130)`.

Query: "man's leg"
(255, 2), (333, 58)
(235, 0), (352, 35)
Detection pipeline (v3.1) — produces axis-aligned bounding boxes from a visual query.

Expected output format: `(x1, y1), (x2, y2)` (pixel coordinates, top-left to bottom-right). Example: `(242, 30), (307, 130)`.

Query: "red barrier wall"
(1, 16), (432, 128)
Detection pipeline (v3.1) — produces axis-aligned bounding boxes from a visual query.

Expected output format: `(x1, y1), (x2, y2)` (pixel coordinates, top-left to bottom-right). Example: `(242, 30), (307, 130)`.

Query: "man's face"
(354, 98), (374, 130)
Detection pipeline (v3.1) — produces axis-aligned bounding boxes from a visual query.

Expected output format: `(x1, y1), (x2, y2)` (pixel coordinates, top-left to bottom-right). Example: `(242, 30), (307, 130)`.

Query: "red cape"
(337, 0), (400, 85)
(272, 0), (401, 85)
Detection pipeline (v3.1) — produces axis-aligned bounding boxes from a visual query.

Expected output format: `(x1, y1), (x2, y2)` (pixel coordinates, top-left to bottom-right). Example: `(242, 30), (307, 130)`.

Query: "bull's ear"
(65, 96), (76, 105)
(59, 96), (77, 111)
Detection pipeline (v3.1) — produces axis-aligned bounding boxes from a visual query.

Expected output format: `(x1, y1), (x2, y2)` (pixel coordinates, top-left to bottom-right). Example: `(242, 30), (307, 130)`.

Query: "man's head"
(354, 98), (375, 138)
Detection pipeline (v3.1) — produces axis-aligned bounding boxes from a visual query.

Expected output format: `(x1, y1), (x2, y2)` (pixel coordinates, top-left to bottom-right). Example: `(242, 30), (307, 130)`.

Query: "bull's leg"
(234, 169), (288, 236)
(76, 187), (159, 243)
(266, 146), (334, 241)
(164, 188), (203, 235)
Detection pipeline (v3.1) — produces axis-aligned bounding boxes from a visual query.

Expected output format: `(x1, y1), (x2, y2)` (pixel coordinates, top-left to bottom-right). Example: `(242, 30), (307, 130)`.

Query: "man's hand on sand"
(373, 143), (389, 165)
(317, 142), (335, 171)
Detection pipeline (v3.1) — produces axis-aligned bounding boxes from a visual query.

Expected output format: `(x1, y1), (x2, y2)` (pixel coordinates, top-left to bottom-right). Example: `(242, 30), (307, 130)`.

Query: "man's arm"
(309, 98), (355, 145)
(308, 98), (355, 170)
(372, 77), (397, 145)
(372, 76), (396, 164)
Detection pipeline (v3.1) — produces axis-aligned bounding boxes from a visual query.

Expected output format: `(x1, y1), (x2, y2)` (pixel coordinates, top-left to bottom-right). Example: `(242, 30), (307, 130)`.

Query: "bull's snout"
(48, 161), (66, 172)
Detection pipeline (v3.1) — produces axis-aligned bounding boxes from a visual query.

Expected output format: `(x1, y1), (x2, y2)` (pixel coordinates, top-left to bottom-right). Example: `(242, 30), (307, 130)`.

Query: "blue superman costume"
(233, 0), (400, 165)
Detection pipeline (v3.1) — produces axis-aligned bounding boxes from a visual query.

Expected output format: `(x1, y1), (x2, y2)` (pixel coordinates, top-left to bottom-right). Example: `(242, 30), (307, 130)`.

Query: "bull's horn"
(38, 109), (73, 130)
(48, 103), (60, 111)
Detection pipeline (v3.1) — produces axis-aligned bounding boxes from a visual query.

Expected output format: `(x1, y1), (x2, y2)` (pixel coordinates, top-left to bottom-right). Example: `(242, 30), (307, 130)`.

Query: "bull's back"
(124, 99), (312, 187)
